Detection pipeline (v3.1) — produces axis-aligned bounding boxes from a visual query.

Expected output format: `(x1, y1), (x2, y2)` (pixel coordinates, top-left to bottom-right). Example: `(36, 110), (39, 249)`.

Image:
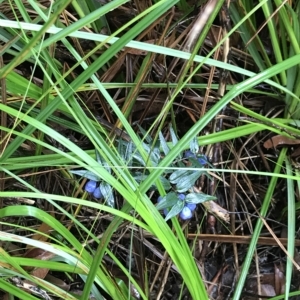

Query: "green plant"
(1, 0), (300, 299)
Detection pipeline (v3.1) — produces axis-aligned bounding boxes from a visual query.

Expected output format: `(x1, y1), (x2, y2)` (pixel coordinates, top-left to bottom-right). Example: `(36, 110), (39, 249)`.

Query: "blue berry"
(178, 193), (185, 201)
(197, 155), (207, 165)
(186, 203), (196, 211)
(93, 187), (103, 199)
(184, 150), (196, 159)
(85, 180), (97, 193)
(179, 206), (193, 220)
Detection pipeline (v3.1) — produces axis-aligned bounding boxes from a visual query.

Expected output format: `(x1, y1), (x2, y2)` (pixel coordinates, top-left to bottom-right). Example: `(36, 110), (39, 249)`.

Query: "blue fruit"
(186, 203), (196, 211)
(197, 155), (208, 165)
(85, 180), (97, 193)
(93, 187), (103, 199)
(179, 206), (193, 220)
(184, 150), (196, 159)
(178, 193), (185, 201)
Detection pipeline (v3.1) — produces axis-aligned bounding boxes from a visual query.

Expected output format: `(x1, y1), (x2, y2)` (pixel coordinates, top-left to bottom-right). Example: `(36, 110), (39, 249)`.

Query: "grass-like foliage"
(1, 0), (300, 299)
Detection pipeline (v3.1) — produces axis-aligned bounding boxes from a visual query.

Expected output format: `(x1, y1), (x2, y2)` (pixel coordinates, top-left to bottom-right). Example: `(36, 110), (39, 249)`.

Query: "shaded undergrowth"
(1, 0), (300, 299)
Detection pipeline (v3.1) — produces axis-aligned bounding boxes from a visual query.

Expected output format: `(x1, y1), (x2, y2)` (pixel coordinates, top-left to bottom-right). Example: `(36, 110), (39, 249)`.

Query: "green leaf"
(100, 182), (114, 208)
(141, 142), (160, 165)
(189, 137), (199, 154)
(165, 201), (185, 221)
(96, 149), (111, 174)
(175, 170), (202, 192)
(170, 126), (179, 146)
(131, 150), (147, 167)
(169, 169), (191, 183)
(136, 124), (152, 144)
(117, 140), (126, 162)
(69, 170), (100, 181)
(185, 193), (216, 204)
(156, 192), (179, 210)
(159, 176), (171, 191)
(159, 131), (170, 156)
(169, 168), (203, 192)
(134, 174), (170, 191)
(124, 141), (133, 167)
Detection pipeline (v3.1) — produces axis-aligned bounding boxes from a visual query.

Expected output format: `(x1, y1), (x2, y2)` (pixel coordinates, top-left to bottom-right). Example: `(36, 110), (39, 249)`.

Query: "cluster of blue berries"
(84, 180), (103, 199)
(155, 150), (209, 221)
(178, 193), (196, 220)
(158, 193), (197, 221)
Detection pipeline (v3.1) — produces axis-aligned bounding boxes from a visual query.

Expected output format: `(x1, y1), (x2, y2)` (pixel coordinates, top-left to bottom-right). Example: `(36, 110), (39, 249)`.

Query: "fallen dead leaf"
(202, 201), (230, 223)
(187, 233), (300, 246)
(193, 186), (230, 223)
(263, 135), (300, 149)
(274, 264), (285, 295)
(260, 284), (276, 297)
(45, 274), (70, 291)
(23, 248), (55, 280)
